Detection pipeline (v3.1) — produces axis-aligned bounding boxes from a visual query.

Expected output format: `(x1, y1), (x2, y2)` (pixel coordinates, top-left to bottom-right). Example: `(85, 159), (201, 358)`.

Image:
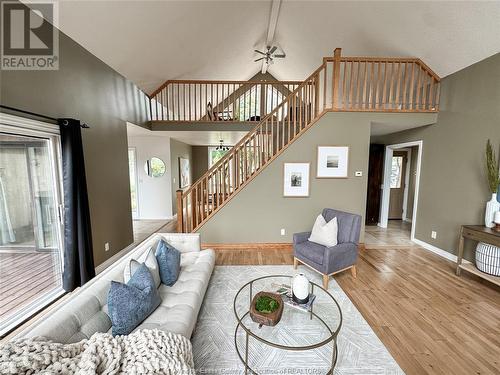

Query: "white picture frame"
(283, 162), (310, 197)
(179, 157), (190, 188)
(316, 146), (349, 178)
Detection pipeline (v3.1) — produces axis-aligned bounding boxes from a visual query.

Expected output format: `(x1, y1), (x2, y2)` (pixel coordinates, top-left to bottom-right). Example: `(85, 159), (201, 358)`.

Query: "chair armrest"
(158, 233), (201, 253)
(293, 232), (311, 245)
(323, 242), (358, 273)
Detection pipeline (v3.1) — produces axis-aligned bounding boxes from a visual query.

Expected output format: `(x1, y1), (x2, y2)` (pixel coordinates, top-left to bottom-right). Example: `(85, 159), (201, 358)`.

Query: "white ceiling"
(126, 123), (247, 146)
(51, 1), (500, 94)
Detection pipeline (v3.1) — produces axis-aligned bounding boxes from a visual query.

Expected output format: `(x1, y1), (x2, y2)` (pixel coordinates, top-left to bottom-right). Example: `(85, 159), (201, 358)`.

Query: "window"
(390, 156), (403, 188)
(128, 148), (138, 218)
(208, 147), (229, 167)
(0, 114), (65, 335)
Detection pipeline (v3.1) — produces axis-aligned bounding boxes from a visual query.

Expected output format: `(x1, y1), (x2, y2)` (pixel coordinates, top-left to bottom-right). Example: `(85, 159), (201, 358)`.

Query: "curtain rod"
(0, 105), (90, 128)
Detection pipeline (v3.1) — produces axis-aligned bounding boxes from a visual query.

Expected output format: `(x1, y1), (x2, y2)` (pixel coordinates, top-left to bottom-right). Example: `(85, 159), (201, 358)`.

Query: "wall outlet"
(355, 171), (363, 177)
(104, 242), (110, 252)
(431, 231), (437, 239)
(280, 228), (286, 236)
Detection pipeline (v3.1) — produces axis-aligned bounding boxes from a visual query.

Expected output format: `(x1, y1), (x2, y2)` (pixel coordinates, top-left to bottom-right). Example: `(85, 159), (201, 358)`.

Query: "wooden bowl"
(250, 291), (283, 327)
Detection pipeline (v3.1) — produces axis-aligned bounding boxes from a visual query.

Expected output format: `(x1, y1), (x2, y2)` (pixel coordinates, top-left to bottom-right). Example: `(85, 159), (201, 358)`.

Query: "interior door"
(365, 144), (385, 225)
(388, 151), (408, 219)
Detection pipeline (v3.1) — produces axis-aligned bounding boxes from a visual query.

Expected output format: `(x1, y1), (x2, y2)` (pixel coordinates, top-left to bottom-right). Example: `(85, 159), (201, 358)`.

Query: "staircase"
(169, 48), (441, 233)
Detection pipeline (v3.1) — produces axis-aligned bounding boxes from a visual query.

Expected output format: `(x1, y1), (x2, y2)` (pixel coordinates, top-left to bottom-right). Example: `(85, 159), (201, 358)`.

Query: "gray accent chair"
(293, 208), (362, 289)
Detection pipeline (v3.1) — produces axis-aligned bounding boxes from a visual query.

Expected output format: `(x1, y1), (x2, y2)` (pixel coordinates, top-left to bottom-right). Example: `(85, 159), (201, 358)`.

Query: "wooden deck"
(0, 251), (62, 322)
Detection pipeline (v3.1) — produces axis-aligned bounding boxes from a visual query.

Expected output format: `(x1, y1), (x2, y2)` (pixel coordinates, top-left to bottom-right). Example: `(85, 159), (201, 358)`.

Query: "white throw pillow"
(308, 215), (338, 247)
(123, 247), (161, 288)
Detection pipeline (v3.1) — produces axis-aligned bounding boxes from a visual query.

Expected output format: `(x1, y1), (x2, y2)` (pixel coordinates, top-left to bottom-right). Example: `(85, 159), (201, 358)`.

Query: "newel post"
(332, 48), (342, 109)
(176, 190), (184, 233)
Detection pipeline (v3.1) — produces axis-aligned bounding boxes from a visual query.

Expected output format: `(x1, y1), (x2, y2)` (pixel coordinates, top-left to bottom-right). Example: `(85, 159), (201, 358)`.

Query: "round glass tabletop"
(233, 275), (342, 350)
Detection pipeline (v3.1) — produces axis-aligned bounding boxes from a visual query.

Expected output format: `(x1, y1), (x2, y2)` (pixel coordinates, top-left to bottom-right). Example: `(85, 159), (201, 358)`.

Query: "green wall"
(0, 15), (150, 266)
(198, 112), (372, 243)
(372, 53), (500, 261)
(192, 146), (209, 181)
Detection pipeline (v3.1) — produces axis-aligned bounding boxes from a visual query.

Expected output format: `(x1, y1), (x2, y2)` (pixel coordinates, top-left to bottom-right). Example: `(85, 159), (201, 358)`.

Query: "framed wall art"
(316, 146), (349, 178)
(283, 162), (310, 197)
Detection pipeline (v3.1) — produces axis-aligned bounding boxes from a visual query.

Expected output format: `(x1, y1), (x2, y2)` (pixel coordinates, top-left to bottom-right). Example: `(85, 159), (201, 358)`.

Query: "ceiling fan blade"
(254, 57), (265, 62)
(269, 46), (277, 54)
(254, 50), (266, 56)
(273, 54), (286, 58)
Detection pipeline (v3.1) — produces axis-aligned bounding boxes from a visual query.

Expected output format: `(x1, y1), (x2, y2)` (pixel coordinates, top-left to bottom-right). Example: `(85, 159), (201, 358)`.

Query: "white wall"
(128, 136), (173, 219)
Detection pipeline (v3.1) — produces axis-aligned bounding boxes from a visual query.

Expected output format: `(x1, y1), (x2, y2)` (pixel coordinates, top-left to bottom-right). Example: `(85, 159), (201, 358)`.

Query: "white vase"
(485, 193), (500, 228)
(292, 273), (309, 304)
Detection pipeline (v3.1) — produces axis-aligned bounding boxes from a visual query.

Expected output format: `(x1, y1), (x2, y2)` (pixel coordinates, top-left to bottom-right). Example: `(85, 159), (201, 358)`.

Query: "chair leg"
(351, 265), (357, 278)
(322, 274), (329, 289)
(293, 257), (299, 270)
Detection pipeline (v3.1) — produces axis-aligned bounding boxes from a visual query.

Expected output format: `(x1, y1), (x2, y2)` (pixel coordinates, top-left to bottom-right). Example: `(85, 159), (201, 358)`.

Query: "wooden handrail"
(176, 48), (441, 232)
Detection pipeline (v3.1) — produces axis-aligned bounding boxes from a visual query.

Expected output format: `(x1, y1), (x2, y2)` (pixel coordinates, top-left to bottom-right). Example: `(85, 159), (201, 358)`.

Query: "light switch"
(355, 171), (363, 177)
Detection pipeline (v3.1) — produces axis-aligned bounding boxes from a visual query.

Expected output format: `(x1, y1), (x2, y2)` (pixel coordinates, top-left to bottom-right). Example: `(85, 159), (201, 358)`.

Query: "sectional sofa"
(16, 233), (215, 344)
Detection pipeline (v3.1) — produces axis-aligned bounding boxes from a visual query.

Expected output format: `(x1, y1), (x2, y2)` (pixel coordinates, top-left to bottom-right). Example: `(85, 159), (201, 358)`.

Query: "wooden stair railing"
(176, 48), (441, 233)
(150, 80), (301, 122)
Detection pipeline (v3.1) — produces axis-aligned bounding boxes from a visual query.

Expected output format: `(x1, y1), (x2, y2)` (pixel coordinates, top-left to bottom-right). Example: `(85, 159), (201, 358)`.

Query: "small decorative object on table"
(292, 273), (310, 304)
(484, 140), (500, 228)
(250, 292), (283, 327)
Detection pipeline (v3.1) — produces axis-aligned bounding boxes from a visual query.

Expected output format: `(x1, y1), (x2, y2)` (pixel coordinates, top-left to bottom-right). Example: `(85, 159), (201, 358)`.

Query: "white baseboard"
(403, 218), (412, 223)
(412, 238), (472, 264)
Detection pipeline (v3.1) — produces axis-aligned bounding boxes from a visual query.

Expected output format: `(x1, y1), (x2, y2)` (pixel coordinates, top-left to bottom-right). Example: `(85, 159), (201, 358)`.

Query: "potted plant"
(484, 139), (500, 228)
(250, 292), (283, 327)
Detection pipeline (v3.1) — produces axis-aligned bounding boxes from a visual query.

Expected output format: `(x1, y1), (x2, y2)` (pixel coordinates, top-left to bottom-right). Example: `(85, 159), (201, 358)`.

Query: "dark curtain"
(58, 118), (95, 292)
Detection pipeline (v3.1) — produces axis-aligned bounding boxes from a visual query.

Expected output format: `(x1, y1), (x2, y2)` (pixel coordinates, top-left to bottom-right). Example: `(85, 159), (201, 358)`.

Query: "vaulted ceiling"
(51, 1), (500, 94)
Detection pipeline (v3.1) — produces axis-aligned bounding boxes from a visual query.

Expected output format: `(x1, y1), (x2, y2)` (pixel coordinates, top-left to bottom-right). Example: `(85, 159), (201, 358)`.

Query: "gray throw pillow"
(107, 263), (161, 336)
(155, 239), (181, 286)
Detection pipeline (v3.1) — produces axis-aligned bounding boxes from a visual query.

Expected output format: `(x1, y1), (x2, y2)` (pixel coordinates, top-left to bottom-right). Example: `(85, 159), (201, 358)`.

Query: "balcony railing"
(150, 80), (301, 122)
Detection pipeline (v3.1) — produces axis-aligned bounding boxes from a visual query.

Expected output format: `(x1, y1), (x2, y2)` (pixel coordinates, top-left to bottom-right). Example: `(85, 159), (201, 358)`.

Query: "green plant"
(485, 139), (500, 194)
(255, 295), (279, 314)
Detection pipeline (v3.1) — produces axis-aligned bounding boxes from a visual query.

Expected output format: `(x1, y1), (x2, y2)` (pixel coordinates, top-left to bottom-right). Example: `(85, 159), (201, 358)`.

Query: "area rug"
(191, 265), (404, 374)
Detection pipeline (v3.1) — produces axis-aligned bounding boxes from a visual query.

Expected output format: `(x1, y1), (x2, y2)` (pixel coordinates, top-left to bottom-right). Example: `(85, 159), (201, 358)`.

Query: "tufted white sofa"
(16, 233), (215, 344)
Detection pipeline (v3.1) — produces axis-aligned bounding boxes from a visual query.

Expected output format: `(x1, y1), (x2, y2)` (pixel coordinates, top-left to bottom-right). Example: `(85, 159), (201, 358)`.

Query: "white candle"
(494, 211), (500, 224)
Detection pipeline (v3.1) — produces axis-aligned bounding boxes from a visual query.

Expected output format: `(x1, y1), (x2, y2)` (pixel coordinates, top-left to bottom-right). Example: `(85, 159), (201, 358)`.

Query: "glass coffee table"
(233, 275), (342, 374)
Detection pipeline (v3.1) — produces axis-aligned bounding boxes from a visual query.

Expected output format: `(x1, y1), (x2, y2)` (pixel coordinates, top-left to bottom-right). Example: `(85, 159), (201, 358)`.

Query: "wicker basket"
(250, 292), (284, 327)
(476, 242), (500, 276)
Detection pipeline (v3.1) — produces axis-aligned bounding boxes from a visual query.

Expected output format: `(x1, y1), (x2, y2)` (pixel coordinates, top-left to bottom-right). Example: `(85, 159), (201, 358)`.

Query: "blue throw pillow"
(107, 263), (161, 336)
(155, 239), (181, 286)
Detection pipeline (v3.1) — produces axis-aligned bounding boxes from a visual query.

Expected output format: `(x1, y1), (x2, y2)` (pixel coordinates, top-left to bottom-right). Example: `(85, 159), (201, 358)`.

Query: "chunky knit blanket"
(0, 329), (195, 374)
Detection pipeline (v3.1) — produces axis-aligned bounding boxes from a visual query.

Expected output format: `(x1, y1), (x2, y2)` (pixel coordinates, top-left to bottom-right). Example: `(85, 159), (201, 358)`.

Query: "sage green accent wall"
(0, 17), (149, 266)
(372, 53), (500, 261)
(192, 146), (209, 181)
(198, 112), (373, 243)
(170, 139), (193, 215)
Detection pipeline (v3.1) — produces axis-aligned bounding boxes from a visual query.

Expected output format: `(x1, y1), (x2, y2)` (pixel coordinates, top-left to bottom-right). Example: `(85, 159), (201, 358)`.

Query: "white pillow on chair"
(123, 247), (161, 288)
(308, 215), (338, 247)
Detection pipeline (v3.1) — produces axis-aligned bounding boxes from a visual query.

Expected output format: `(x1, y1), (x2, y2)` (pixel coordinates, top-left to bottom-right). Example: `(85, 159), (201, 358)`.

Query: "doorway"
(380, 141), (422, 241)
(365, 141), (422, 247)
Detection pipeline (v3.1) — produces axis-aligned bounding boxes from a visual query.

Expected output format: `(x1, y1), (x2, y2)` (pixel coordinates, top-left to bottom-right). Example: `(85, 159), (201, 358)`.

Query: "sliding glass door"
(0, 114), (64, 336)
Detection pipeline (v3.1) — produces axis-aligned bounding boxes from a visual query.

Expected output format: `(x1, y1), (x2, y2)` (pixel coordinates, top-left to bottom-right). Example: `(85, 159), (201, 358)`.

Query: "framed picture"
(179, 157), (191, 188)
(283, 162), (310, 197)
(317, 146), (349, 178)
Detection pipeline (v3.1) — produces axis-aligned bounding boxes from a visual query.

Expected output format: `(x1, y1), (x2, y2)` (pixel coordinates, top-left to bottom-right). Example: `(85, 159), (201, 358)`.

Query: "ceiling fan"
(254, 46), (286, 65)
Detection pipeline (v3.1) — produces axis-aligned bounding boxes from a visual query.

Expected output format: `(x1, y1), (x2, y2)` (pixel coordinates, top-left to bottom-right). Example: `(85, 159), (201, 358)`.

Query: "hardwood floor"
(214, 245), (500, 375)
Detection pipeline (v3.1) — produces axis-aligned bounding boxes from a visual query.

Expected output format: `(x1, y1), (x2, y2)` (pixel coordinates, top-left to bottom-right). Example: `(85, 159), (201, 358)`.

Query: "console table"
(456, 225), (500, 286)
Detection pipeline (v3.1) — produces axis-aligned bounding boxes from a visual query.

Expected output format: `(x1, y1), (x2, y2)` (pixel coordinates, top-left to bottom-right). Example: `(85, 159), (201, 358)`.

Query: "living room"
(0, 1), (499, 374)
